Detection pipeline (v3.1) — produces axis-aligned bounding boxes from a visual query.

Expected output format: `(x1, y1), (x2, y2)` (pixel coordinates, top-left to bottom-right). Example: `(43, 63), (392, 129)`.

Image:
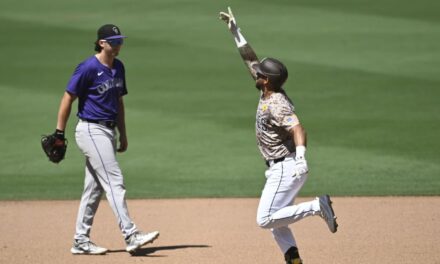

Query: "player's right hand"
(294, 157), (308, 176)
(219, 7), (237, 29)
(117, 134), (128, 153)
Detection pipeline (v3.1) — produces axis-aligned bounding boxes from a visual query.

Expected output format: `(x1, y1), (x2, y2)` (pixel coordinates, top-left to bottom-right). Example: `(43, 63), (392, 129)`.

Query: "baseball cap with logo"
(97, 24), (127, 40)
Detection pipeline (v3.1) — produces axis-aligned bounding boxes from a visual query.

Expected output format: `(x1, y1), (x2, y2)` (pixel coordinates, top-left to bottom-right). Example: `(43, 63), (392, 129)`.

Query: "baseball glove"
(41, 132), (67, 163)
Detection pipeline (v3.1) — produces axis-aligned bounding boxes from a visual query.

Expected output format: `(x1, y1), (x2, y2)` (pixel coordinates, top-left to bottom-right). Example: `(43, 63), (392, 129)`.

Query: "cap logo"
(112, 27), (119, 34)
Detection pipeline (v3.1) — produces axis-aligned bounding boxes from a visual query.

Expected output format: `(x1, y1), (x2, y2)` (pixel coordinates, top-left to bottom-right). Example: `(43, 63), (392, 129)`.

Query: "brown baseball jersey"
(255, 90), (299, 160)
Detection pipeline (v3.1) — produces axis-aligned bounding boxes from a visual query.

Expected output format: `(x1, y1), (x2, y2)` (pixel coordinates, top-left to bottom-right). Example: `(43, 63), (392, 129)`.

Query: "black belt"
(265, 157), (285, 167)
(81, 119), (117, 129)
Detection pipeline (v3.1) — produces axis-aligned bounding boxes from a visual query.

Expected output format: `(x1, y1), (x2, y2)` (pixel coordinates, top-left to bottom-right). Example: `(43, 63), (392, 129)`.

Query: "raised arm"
(219, 7), (259, 80)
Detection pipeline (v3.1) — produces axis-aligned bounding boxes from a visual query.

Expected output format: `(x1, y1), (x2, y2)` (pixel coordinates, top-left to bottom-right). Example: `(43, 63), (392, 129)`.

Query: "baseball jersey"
(66, 55), (128, 121)
(256, 90), (299, 160)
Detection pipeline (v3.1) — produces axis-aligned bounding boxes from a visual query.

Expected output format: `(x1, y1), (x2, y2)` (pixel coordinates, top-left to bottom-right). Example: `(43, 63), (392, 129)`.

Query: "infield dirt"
(1, 197), (439, 264)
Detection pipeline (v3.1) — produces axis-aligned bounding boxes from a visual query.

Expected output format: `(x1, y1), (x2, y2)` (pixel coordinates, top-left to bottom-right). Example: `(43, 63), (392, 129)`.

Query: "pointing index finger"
(228, 6), (233, 17)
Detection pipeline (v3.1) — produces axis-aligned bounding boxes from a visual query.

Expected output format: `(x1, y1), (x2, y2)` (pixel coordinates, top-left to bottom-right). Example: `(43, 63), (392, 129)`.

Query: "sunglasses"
(105, 38), (124, 47)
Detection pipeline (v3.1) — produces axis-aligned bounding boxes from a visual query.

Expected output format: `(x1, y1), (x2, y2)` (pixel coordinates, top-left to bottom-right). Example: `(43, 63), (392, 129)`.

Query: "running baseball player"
(52, 24), (159, 255)
(219, 8), (338, 264)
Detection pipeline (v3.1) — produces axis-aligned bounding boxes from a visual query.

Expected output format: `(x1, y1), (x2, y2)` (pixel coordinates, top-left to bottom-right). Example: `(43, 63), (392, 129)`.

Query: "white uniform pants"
(256, 153), (321, 253)
(73, 120), (137, 242)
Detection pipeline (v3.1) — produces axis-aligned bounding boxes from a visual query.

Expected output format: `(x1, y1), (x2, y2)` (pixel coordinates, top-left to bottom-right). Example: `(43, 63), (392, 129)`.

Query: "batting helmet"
(254, 58), (288, 88)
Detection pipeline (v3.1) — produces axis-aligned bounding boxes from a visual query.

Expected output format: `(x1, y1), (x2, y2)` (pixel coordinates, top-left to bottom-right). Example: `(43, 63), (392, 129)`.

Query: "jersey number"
(257, 117), (268, 132)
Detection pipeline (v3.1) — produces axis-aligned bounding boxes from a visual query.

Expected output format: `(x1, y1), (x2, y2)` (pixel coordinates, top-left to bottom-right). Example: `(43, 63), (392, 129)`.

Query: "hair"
(94, 40), (102, 52)
(268, 79), (283, 91)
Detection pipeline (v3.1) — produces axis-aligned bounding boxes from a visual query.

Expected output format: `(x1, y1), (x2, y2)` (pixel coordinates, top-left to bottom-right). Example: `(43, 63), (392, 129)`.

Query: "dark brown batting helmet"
(253, 57), (288, 88)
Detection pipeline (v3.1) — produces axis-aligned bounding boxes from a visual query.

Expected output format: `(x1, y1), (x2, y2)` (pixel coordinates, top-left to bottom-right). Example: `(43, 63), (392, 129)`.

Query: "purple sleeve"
(66, 62), (91, 96)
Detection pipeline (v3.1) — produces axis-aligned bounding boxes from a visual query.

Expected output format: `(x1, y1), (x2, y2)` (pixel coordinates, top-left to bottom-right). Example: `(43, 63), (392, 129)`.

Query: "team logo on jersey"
(97, 78), (124, 94)
(284, 115), (299, 126)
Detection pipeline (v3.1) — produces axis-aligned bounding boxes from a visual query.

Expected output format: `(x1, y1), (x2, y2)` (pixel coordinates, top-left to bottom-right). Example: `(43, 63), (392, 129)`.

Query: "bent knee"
(256, 216), (272, 229)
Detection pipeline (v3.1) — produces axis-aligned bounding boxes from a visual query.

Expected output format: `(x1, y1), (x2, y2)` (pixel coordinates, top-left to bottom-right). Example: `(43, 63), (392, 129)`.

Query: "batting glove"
(219, 6), (237, 30)
(219, 7), (247, 47)
(294, 157), (308, 176)
(294, 146), (308, 176)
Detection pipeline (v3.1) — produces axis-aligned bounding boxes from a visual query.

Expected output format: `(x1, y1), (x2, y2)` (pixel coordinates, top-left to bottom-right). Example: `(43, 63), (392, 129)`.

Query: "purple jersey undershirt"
(66, 55), (128, 121)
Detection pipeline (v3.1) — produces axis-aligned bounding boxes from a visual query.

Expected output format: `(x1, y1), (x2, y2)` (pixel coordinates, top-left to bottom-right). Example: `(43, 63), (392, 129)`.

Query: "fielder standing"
(54, 24), (159, 255)
(219, 8), (338, 264)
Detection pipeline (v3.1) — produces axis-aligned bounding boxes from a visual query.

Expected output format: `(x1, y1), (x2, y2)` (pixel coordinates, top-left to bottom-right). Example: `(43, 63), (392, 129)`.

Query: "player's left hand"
(41, 130), (68, 163)
(294, 157), (308, 176)
(219, 7), (237, 30)
(117, 134), (128, 153)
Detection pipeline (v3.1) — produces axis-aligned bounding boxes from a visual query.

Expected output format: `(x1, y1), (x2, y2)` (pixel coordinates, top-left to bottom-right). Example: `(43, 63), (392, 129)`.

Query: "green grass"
(0, 0), (439, 199)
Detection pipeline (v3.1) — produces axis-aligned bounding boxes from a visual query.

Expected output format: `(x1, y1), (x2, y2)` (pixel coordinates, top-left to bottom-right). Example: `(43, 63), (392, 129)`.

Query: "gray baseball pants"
(73, 120), (137, 242)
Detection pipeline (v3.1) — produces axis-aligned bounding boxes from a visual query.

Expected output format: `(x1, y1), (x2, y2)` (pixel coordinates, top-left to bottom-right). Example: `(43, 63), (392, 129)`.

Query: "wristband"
(233, 28), (247, 48)
(54, 129), (65, 140)
(295, 146), (306, 159)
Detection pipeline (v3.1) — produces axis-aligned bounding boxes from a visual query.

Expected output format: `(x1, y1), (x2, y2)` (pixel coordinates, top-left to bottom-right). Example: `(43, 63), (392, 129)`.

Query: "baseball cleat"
(284, 246), (303, 264)
(126, 231), (160, 253)
(70, 240), (108, 255)
(286, 259), (303, 264)
(318, 194), (338, 233)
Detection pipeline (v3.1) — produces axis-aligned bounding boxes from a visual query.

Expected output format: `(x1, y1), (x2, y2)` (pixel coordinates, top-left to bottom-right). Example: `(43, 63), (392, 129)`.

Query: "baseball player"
(53, 24), (159, 255)
(219, 8), (338, 264)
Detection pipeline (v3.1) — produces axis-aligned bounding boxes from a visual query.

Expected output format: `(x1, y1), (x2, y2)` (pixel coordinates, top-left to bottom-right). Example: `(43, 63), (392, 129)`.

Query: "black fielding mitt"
(41, 130), (67, 163)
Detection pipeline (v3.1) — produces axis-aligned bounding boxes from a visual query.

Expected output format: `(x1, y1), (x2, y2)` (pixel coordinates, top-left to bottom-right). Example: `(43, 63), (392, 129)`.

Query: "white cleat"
(125, 231), (160, 253)
(71, 240), (108, 255)
(318, 195), (338, 233)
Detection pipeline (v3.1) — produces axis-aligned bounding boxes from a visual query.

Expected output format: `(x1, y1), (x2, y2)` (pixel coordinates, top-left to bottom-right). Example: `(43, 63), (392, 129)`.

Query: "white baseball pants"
(256, 153), (321, 253)
(73, 120), (137, 242)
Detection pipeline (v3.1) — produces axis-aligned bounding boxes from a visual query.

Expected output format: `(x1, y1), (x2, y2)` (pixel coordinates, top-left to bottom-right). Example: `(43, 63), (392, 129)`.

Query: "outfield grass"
(0, 0), (439, 199)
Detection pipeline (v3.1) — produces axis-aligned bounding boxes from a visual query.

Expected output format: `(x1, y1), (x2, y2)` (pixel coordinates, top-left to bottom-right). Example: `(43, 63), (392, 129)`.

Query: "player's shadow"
(108, 244), (211, 257)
